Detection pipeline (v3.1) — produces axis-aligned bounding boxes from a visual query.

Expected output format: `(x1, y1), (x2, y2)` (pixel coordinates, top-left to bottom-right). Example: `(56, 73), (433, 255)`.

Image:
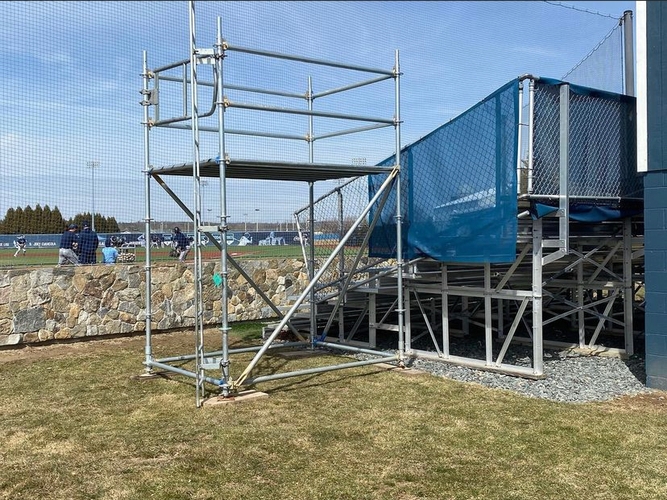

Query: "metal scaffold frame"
(140, 1), (404, 406)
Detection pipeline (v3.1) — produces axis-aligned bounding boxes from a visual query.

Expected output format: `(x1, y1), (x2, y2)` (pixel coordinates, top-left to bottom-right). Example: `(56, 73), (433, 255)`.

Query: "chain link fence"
(531, 78), (641, 202)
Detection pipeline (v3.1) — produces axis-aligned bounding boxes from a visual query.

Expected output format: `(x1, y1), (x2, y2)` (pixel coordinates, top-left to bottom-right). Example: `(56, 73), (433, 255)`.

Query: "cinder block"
(646, 354), (667, 380)
(646, 312), (667, 336)
(646, 375), (667, 390)
(643, 171), (667, 188)
(645, 251), (667, 273)
(645, 208), (666, 229)
(645, 333), (667, 356)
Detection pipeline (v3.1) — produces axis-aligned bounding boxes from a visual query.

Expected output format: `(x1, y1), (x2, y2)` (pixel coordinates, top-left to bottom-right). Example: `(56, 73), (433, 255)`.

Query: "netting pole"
(393, 49), (405, 364)
(527, 78), (535, 195)
(141, 50), (154, 375)
(622, 10), (635, 96)
(517, 79), (524, 196)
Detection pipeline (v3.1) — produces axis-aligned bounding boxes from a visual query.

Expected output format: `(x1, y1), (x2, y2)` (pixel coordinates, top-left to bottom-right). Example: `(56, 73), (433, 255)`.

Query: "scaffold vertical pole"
(393, 49), (405, 363)
(142, 50), (154, 375)
(215, 15), (231, 396)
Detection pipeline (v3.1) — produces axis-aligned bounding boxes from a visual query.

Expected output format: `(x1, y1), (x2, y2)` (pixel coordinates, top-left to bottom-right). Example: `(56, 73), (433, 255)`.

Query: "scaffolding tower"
(141, 1), (404, 406)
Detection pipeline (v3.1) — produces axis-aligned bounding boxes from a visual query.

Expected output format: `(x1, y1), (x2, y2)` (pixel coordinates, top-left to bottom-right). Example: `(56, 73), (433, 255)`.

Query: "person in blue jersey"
(13, 234), (27, 257)
(102, 239), (118, 265)
(58, 224), (80, 266)
(78, 221), (99, 265)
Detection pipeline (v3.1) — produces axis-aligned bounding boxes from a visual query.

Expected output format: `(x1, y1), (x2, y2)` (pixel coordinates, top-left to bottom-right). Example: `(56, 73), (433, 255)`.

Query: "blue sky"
(0, 1), (635, 225)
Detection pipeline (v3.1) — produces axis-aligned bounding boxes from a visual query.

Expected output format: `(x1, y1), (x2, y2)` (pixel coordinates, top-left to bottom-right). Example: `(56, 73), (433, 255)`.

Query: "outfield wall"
(0, 260), (309, 346)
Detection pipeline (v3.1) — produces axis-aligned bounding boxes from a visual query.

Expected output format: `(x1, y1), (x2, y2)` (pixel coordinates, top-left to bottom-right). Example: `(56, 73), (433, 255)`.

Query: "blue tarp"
(530, 202), (642, 222)
(369, 79), (519, 263)
(368, 76), (643, 264)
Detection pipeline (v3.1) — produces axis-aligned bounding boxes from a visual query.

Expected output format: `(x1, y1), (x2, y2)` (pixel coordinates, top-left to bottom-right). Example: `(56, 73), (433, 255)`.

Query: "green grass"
(0, 244), (309, 268)
(1, 323), (667, 499)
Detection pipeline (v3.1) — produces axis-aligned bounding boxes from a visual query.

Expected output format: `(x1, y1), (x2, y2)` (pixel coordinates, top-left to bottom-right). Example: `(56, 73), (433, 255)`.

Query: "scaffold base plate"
(374, 362), (427, 376)
(202, 390), (269, 406)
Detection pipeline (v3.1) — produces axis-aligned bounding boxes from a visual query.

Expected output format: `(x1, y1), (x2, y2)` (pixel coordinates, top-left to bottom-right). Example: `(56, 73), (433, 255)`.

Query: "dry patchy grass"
(1, 325), (667, 500)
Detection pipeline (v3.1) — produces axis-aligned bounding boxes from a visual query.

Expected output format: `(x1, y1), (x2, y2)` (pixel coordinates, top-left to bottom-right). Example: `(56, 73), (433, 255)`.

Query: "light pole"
(255, 208), (260, 232)
(86, 160), (100, 231)
(243, 213), (248, 232)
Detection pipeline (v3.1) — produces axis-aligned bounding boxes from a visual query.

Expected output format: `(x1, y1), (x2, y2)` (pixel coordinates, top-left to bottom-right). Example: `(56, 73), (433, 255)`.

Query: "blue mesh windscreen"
(369, 79), (519, 263)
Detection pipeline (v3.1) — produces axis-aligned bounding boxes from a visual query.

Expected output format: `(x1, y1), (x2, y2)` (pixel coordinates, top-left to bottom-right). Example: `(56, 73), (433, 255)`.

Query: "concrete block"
(646, 354), (667, 380)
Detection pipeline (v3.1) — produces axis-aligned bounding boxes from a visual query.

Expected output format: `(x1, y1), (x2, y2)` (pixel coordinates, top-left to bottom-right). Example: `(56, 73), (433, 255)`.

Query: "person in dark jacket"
(78, 221), (99, 264)
(172, 226), (191, 262)
(58, 224), (80, 266)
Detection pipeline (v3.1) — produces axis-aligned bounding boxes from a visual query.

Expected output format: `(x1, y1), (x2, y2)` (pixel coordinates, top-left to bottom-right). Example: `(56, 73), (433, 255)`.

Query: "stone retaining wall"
(0, 259), (309, 346)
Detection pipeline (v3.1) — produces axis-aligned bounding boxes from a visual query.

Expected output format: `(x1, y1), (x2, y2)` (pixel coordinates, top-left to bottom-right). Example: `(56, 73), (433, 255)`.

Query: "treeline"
(0, 205), (120, 234)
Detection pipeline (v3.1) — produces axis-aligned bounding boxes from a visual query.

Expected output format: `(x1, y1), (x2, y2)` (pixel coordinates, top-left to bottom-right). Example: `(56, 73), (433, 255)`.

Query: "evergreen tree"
(42, 205), (52, 234)
(51, 206), (65, 233)
(33, 204), (44, 234)
(23, 205), (34, 234)
(11, 207), (24, 234)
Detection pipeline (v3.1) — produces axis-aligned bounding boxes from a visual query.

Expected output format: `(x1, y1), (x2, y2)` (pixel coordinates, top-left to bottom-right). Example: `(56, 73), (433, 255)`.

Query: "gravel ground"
(352, 342), (653, 404)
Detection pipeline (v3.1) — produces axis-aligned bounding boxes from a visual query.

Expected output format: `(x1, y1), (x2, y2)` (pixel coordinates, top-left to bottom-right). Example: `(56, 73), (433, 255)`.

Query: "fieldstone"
(83, 280), (103, 299)
(30, 270), (54, 288)
(0, 333), (21, 345)
(0, 286), (11, 305)
(71, 274), (89, 292)
(119, 312), (134, 323)
(91, 266), (113, 280)
(100, 289), (116, 309)
(112, 278), (128, 291)
(118, 301), (140, 316)
(22, 332), (39, 343)
(105, 309), (120, 320)
(38, 329), (54, 341)
(0, 318), (13, 334)
(28, 286), (51, 306)
(83, 296), (101, 312)
(71, 324), (86, 338)
(0, 305), (12, 321)
(119, 322), (134, 334)
(98, 273), (115, 290)
(67, 303), (81, 327)
(127, 272), (141, 288)
(54, 328), (71, 340)
(14, 307), (46, 333)
(51, 295), (70, 313)
(52, 274), (73, 290)
(161, 283), (173, 299)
